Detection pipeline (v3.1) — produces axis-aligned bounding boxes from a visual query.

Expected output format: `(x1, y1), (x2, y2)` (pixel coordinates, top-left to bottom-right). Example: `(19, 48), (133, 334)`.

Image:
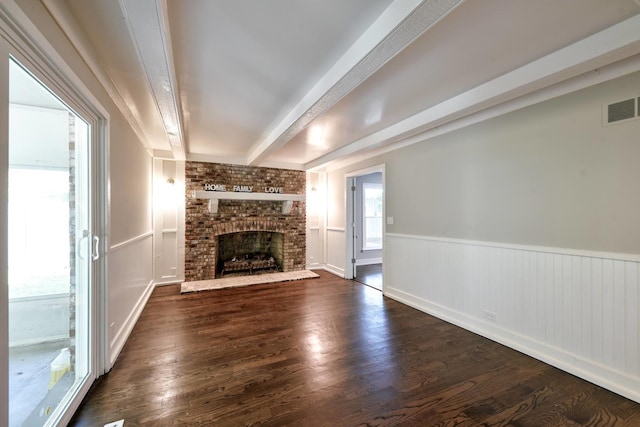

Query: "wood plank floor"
(355, 263), (382, 290)
(70, 271), (640, 426)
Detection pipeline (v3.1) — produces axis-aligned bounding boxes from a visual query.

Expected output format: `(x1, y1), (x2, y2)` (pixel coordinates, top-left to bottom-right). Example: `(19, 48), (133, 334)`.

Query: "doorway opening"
(346, 166), (384, 291)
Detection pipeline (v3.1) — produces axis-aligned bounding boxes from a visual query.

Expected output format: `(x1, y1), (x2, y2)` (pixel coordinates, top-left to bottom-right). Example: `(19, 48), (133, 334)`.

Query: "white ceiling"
(50, 0), (640, 170)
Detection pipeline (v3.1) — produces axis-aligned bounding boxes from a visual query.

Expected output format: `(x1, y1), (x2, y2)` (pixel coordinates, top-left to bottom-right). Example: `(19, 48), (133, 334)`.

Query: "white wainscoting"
(108, 231), (154, 367)
(325, 227), (346, 276)
(306, 226), (323, 269)
(385, 233), (640, 403)
(155, 228), (180, 285)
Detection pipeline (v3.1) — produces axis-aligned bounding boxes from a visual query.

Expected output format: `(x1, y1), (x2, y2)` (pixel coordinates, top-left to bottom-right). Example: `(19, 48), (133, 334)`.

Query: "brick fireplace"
(185, 162), (306, 282)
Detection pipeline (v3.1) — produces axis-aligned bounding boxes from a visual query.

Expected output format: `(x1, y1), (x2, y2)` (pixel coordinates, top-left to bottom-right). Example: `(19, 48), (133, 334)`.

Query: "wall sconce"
(160, 177), (177, 211)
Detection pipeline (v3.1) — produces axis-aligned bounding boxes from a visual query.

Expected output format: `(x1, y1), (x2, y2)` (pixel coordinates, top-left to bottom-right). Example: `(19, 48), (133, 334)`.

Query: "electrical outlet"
(104, 420), (124, 427)
(482, 309), (496, 322)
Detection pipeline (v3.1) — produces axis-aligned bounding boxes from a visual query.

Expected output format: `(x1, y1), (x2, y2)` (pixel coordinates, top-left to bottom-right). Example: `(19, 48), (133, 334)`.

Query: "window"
(363, 183), (383, 250)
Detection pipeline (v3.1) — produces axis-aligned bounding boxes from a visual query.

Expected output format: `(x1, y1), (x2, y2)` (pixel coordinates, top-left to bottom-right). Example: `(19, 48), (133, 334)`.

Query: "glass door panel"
(8, 58), (92, 426)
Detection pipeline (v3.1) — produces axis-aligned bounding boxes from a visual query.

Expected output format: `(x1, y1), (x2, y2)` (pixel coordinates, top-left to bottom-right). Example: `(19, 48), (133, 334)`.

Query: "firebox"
(216, 231), (284, 277)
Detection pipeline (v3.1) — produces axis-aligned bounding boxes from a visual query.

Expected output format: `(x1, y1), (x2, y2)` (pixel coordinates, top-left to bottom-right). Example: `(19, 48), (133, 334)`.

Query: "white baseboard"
(322, 264), (345, 277)
(356, 257), (382, 266)
(306, 262), (323, 270)
(154, 279), (183, 286)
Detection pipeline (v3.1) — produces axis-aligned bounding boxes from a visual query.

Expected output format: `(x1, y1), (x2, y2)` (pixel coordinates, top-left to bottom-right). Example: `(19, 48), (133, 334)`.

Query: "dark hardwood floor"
(355, 263), (382, 290)
(71, 271), (640, 426)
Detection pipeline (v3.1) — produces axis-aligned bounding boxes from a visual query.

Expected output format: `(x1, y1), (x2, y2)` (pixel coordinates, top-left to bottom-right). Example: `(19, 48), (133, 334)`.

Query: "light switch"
(386, 217), (394, 225)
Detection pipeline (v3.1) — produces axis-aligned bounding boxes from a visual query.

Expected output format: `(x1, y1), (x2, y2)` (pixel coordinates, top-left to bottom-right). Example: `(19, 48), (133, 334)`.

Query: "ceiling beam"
(305, 13), (640, 170)
(247, 0), (464, 166)
(120, 0), (186, 160)
(321, 54), (640, 172)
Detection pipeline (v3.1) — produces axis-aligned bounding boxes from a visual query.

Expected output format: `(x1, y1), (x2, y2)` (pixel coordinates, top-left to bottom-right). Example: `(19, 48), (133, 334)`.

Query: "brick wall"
(185, 162), (306, 281)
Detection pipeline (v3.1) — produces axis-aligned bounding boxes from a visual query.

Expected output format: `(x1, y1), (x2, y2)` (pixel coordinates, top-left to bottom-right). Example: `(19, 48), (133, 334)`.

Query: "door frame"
(0, 2), (110, 425)
(344, 164), (385, 285)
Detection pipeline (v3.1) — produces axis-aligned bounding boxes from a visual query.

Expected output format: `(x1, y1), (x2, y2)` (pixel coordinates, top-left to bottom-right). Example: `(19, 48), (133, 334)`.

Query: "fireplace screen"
(216, 231), (284, 277)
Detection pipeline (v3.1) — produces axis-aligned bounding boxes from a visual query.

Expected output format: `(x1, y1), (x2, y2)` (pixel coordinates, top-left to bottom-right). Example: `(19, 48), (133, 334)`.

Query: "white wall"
(306, 171), (326, 270)
(106, 112), (154, 366)
(324, 70), (640, 402)
(153, 158), (185, 285)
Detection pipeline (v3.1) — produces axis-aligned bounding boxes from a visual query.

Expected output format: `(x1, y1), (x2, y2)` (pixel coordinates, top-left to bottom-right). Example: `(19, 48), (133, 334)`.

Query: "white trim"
(327, 226), (345, 232)
(161, 228), (178, 234)
(386, 232), (640, 263)
(0, 39), (9, 427)
(356, 257), (382, 266)
(193, 190), (305, 202)
(194, 190), (305, 214)
(385, 286), (640, 403)
(345, 164), (387, 178)
(154, 279), (182, 287)
(109, 279), (154, 367)
(323, 264), (345, 277)
(110, 230), (154, 252)
(95, 115), (110, 378)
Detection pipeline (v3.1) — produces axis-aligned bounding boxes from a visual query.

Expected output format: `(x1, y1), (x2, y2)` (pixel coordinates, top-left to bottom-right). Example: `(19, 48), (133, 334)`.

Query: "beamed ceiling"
(46, 0), (640, 170)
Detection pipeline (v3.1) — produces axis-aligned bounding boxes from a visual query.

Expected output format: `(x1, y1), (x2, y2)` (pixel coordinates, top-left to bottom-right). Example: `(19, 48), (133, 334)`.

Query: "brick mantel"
(185, 162), (306, 281)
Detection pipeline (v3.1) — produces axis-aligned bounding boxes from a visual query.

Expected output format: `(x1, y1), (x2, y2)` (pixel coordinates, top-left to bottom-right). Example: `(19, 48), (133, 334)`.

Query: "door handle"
(92, 235), (100, 261)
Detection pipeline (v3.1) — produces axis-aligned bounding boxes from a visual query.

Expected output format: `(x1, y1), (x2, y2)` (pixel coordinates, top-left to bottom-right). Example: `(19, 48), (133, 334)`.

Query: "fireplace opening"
(216, 231), (284, 277)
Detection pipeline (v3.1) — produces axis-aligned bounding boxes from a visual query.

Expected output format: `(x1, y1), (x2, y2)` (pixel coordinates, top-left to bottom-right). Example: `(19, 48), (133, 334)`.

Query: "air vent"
(607, 98), (636, 123)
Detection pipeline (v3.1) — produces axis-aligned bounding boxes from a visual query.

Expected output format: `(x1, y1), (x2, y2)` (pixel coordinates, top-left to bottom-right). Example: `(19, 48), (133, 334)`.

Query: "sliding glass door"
(7, 57), (96, 426)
